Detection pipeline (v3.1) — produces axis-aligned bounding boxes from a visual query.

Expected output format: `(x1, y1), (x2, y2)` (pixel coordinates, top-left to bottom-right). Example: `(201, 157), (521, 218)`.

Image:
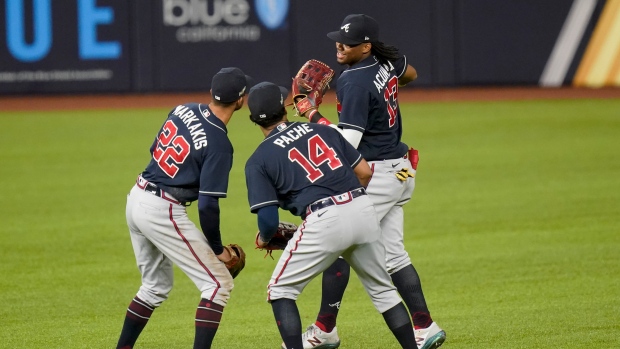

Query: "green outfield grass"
(1, 98), (619, 348)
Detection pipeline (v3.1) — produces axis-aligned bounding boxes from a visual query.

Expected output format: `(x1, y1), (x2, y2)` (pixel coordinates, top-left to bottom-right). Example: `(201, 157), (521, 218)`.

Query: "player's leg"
(116, 294), (157, 349)
(341, 200), (416, 348)
(193, 298), (224, 349)
(314, 257), (350, 332)
(143, 204), (233, 349)
(365, 159), (435, 327)
(117, 230), (171, 349)
(382, 177), (446, 348)
(293, 257), (349, 349)
(344, 251), (417, 349)
(118, 188), (175, 348)
(272, 298), (304, 349)
(269, 216), (346, 349)
(307, 161), (400, 339)
(159, 207), (234, 306)
(382, 205), (432, 324)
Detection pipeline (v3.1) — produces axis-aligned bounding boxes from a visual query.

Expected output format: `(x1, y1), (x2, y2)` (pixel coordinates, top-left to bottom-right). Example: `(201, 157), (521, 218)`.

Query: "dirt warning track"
(1, 87), (619, 112)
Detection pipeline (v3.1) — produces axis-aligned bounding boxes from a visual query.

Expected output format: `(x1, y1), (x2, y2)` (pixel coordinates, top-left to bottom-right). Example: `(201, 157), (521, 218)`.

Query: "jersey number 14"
(288, 135), (342, 183)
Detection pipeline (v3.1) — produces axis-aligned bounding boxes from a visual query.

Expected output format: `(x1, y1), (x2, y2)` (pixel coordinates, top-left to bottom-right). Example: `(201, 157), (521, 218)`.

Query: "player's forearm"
(307, 110), (332, 125)
(198, 194), (224, 254)
(398, 64), (417, 86)
(353, 158), (372, 188)
(256, 205), (279, 241)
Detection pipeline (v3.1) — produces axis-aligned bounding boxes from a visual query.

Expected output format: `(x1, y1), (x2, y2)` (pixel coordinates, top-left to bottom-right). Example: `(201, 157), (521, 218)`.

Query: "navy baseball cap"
(327, 14), (379, 45)
(211, 67), (252, 103)
(248, 82), (289, 122)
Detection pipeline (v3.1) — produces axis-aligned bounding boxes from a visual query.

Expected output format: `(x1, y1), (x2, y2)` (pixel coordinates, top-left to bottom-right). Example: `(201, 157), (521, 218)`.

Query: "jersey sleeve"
(338, 131), (363, 168)
(245, 161), (279, 213)
(337, 84), (371, 132)
(199, 151), (232, 197)
(391, 55), (407, 78)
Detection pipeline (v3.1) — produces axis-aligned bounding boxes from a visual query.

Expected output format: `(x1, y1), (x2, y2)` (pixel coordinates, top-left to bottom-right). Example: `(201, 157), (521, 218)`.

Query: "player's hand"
(219, 244), (245, 278)
(255, 233), (269, 248)
(216, 247), (234, 264)
(291, 59), (333, 118)
(292, 91), (320, 118)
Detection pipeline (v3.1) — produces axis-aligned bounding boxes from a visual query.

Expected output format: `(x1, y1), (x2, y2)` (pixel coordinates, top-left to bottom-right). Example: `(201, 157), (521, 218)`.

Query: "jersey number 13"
(384, 76), (399, 127)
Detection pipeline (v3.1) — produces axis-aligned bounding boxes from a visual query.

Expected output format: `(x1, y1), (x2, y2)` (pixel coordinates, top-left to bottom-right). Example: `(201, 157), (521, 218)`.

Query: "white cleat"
(415, 322), (446, 349)
(281, 324), (341, 349)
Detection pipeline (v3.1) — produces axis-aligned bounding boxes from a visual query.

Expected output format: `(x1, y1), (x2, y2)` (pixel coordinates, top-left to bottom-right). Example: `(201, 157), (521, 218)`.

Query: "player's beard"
(336, 42), (370, 66)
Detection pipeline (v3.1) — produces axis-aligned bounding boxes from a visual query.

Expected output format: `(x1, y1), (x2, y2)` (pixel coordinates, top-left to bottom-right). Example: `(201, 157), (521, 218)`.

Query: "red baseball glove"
(291, 59), (334, 117)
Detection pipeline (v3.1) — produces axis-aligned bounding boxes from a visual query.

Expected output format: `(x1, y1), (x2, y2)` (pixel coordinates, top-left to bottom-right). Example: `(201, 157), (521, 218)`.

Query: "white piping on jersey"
(205, 118), (227, 134)
(341, 55), (407, 78)
(341, 59), (379, 74)
(198, 103), (212, 121)
(398, 56), (407, 78)
(251, 200), (280, 211)
(199, 190), (227, 196)
(199, 103), (227, 134)
(338, 122), (364, 132)
(251, 122), (297, 211)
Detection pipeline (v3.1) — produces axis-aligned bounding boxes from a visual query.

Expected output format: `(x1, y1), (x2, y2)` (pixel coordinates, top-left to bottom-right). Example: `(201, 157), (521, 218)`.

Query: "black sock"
(272, 299), (303, 349)
(193, 299), (224, 349)
(116, 297), (154, 349)
(391, 264), (432, 328)
(316, 258), (350, 332)
(382, 303), (416, 349)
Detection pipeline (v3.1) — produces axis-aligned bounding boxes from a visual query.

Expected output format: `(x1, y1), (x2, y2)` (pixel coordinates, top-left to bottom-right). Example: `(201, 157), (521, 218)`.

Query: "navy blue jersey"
(336, 55), (409, 161)
(245, 122), (363, 216)
(142, 103), (233, 202)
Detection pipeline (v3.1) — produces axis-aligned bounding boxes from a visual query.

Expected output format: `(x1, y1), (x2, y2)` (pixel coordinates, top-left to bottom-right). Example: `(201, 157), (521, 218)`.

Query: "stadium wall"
(0, 0), (616, 94)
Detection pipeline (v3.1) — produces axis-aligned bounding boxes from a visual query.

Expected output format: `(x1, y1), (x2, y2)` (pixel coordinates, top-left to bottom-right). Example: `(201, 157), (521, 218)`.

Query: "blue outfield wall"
(0, 0), (608, 94)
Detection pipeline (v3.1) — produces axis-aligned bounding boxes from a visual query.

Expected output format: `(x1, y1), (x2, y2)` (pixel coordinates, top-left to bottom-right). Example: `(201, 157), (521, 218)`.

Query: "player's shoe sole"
(419, 330), (446, 349)
(314, 344), (340, 349)
(280, 342), (340, 349)
(281, 341), (340, 349)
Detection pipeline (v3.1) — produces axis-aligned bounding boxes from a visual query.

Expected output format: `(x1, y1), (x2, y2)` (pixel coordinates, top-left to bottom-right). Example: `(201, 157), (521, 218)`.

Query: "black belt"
(306, 188), (367, 216)
(143, 182), (163, 196)
(136, 176), (189, 206)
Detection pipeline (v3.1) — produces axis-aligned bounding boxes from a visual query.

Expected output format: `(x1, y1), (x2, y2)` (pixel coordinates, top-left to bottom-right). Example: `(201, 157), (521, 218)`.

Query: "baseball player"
(244, 82), (418, 349)
(296, 14), (446, 349)
(116, 67), (251, 349)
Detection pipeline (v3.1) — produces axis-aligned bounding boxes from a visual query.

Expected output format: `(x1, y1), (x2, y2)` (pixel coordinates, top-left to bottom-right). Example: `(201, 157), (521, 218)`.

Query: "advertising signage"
(0, 0), (130, 94)
(154, 0), (292, 91)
